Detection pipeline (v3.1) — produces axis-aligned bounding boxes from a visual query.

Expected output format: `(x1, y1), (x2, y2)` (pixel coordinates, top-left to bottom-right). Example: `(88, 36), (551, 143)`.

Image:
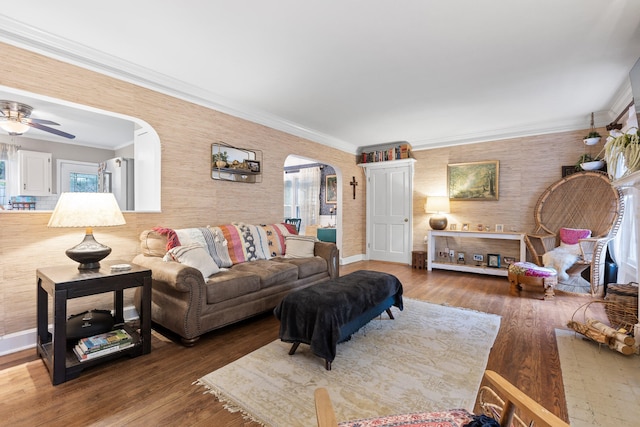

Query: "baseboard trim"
(341, 254), (365, 265)
(0, 305), (140, 357)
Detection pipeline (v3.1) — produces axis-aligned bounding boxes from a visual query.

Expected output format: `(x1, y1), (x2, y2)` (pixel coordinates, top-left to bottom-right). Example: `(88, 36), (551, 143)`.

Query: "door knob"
(404, 218), (408, 222)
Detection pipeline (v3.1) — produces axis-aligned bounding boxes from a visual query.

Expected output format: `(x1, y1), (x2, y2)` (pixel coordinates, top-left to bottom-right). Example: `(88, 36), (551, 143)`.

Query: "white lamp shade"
(48, 192), (126, 228)
(0, 120), (30, 134)
(425, 196), (450, 214)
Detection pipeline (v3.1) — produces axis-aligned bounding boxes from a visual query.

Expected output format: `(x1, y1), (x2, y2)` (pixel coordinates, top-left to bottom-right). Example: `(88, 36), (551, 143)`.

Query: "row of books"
(73, 328), (134, 362)
(357, 143), (412, 164)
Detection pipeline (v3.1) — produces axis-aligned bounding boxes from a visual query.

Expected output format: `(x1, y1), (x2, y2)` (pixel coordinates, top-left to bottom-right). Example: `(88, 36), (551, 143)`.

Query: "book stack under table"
(73, 329), (134, 362)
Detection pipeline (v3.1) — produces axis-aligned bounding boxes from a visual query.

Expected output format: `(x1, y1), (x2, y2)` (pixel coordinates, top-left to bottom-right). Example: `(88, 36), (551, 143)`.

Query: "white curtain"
(297, 166), (321, 234)
(611, 190), (637, 284)
(0, 142), (19, 207)
(0, 142), (19, 160)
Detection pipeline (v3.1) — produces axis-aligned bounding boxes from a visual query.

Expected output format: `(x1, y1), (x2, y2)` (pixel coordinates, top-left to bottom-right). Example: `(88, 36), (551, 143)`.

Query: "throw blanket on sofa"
(152, 226), (181, 251)
(274, 270), (403, 362)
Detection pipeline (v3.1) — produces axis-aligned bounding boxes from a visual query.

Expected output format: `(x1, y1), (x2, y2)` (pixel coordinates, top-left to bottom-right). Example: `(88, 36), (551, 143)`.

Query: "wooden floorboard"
(0, 261), (590, 426)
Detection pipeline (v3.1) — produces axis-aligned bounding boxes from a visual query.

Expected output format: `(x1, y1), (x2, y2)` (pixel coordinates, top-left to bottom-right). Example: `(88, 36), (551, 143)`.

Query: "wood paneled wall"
(0, 41), (600, 338)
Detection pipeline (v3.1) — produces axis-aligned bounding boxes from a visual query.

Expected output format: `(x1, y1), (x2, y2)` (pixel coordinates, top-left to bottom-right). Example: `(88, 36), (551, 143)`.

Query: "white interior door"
(366, 161), (414, 263)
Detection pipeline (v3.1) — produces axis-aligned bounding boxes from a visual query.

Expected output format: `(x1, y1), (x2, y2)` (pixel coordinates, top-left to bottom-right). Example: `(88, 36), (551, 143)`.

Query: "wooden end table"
(36, 260), (152, 385)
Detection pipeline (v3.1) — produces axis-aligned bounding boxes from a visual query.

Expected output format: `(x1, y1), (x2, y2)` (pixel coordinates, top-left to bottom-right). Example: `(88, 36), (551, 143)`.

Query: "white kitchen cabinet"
(18, 150), (52, 196)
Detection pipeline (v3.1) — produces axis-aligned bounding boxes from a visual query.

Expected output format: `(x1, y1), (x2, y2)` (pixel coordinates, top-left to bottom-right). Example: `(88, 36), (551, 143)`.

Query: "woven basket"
(571, 300), (638, 337)
(605, 283), (638, 331)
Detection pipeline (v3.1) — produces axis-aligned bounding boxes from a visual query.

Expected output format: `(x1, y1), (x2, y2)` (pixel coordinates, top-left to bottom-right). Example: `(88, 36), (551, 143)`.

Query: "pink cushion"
(509, 261), (557, 278)
(559, 227), (591, 245)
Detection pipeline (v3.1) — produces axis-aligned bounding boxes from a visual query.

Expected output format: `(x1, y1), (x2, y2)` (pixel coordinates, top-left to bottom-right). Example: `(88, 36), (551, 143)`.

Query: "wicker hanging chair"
(524, 171), (624, 295)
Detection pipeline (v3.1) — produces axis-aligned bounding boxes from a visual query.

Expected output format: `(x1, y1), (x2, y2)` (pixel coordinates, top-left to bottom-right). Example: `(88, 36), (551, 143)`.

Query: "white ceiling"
(0, 1), (639, 153)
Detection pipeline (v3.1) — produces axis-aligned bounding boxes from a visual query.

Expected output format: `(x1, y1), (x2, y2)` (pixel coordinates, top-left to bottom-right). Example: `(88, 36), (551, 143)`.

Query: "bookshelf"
(356, 141), (412, 164)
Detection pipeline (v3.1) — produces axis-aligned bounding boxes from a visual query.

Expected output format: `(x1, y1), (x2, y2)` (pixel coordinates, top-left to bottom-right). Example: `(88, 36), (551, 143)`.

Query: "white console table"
(427, 230), (526, 277)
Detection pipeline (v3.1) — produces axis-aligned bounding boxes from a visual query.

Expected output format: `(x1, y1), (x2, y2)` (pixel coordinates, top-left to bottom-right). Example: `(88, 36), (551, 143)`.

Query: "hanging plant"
(602, 127), (640, 179)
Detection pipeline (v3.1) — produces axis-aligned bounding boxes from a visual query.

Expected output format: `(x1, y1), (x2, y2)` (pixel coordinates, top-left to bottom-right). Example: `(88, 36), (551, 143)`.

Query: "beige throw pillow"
(164, 244), (220, 278)
(284, 235), (316, 258)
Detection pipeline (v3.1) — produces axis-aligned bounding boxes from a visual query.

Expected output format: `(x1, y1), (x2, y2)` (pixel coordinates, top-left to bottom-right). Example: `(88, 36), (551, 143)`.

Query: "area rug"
(196, 298), (501, 426)
(556, 328), (640, 427)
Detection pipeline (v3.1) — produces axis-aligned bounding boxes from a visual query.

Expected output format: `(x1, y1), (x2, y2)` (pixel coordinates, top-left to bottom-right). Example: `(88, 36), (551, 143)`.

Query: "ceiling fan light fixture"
(0, 120), (30, 134)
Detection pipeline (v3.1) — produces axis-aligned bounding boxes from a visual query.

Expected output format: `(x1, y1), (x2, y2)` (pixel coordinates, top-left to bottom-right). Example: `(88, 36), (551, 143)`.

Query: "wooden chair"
(314, 370), (569, 427)
(284, 217), (302, 233)
(524, 171), (624, 295)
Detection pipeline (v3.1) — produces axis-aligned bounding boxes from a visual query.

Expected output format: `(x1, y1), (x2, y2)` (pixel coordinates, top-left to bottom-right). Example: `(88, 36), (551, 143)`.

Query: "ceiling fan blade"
(27, 122), (76, 139)
(26, 118), (60, 126)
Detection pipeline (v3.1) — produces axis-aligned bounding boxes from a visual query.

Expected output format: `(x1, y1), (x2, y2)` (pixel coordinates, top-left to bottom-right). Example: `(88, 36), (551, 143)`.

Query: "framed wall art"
(562, 165), (578, 177)
(487, 253), (501, 268)
(448, 160), (499, 201)
(245, 160), (261, 173)
(325, 174), (337, 204)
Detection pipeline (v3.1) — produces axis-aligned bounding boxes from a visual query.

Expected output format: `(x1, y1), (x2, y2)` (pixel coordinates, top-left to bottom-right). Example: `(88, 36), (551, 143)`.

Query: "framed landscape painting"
(448, 160), (499, 201)
(325, 175), (337, 204)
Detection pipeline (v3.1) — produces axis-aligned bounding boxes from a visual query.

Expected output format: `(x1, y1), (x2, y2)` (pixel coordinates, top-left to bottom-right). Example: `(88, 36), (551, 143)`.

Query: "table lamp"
(48, 192), (126, 270)
(425, 196), (450, 230)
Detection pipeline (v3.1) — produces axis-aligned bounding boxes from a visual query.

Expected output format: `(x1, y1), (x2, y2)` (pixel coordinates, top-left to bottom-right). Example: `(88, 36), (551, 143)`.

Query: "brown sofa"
(132, 224), (339, 345)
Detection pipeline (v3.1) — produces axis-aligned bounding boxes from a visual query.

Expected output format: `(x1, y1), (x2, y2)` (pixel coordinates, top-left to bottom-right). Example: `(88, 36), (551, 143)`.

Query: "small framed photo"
(495, 224), (504, 232)
(487, 254), (501, 268)
(562, 165), (578, 177)
(503, 256), (516, 266)
(462, 223), (470, 231)
(449, 224), (457, 230)
(473, 254), (484, 265)
(245, 160), (261, 173)
(457, 252), (465, 264)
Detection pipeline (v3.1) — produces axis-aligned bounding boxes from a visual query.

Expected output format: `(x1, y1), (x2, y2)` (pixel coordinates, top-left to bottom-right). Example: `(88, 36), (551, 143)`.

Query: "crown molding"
(409, 114), (609, 151)
(0, 15), (358, 154)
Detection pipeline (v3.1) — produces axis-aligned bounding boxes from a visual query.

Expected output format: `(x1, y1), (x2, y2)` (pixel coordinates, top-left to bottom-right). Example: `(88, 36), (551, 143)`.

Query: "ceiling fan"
(0, 100), (75, 139)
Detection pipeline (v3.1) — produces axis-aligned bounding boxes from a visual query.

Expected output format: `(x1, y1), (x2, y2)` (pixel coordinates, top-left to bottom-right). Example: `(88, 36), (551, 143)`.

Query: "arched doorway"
(284, 155), (340, 248)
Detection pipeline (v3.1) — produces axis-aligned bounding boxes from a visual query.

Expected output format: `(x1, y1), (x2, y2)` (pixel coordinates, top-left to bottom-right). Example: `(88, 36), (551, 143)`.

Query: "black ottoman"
(274, 270), (403, 370)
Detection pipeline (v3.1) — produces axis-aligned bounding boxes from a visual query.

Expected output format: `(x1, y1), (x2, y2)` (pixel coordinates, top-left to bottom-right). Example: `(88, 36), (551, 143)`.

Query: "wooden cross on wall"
(350, 176), (358, 199)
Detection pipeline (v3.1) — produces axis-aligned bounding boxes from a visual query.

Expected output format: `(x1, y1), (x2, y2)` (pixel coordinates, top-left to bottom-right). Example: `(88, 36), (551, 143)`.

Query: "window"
(57, 160), (99, 193)
(283, 174), (300, 219)
(283, 166), (320, 235)
(69, 172), (98, 192)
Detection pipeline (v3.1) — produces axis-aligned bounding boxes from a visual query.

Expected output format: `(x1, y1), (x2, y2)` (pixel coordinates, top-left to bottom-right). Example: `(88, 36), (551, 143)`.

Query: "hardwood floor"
(0, 261), (589, 426)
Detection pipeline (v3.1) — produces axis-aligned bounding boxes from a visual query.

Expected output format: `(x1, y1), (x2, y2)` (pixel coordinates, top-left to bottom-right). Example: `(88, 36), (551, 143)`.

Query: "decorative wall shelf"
(211, 142), (262, 183)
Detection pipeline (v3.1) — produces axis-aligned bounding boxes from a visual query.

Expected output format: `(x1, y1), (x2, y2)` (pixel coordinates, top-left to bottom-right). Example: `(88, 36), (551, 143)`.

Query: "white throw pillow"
(164, 244), (220, 278)
(284, 235), (316, 258)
